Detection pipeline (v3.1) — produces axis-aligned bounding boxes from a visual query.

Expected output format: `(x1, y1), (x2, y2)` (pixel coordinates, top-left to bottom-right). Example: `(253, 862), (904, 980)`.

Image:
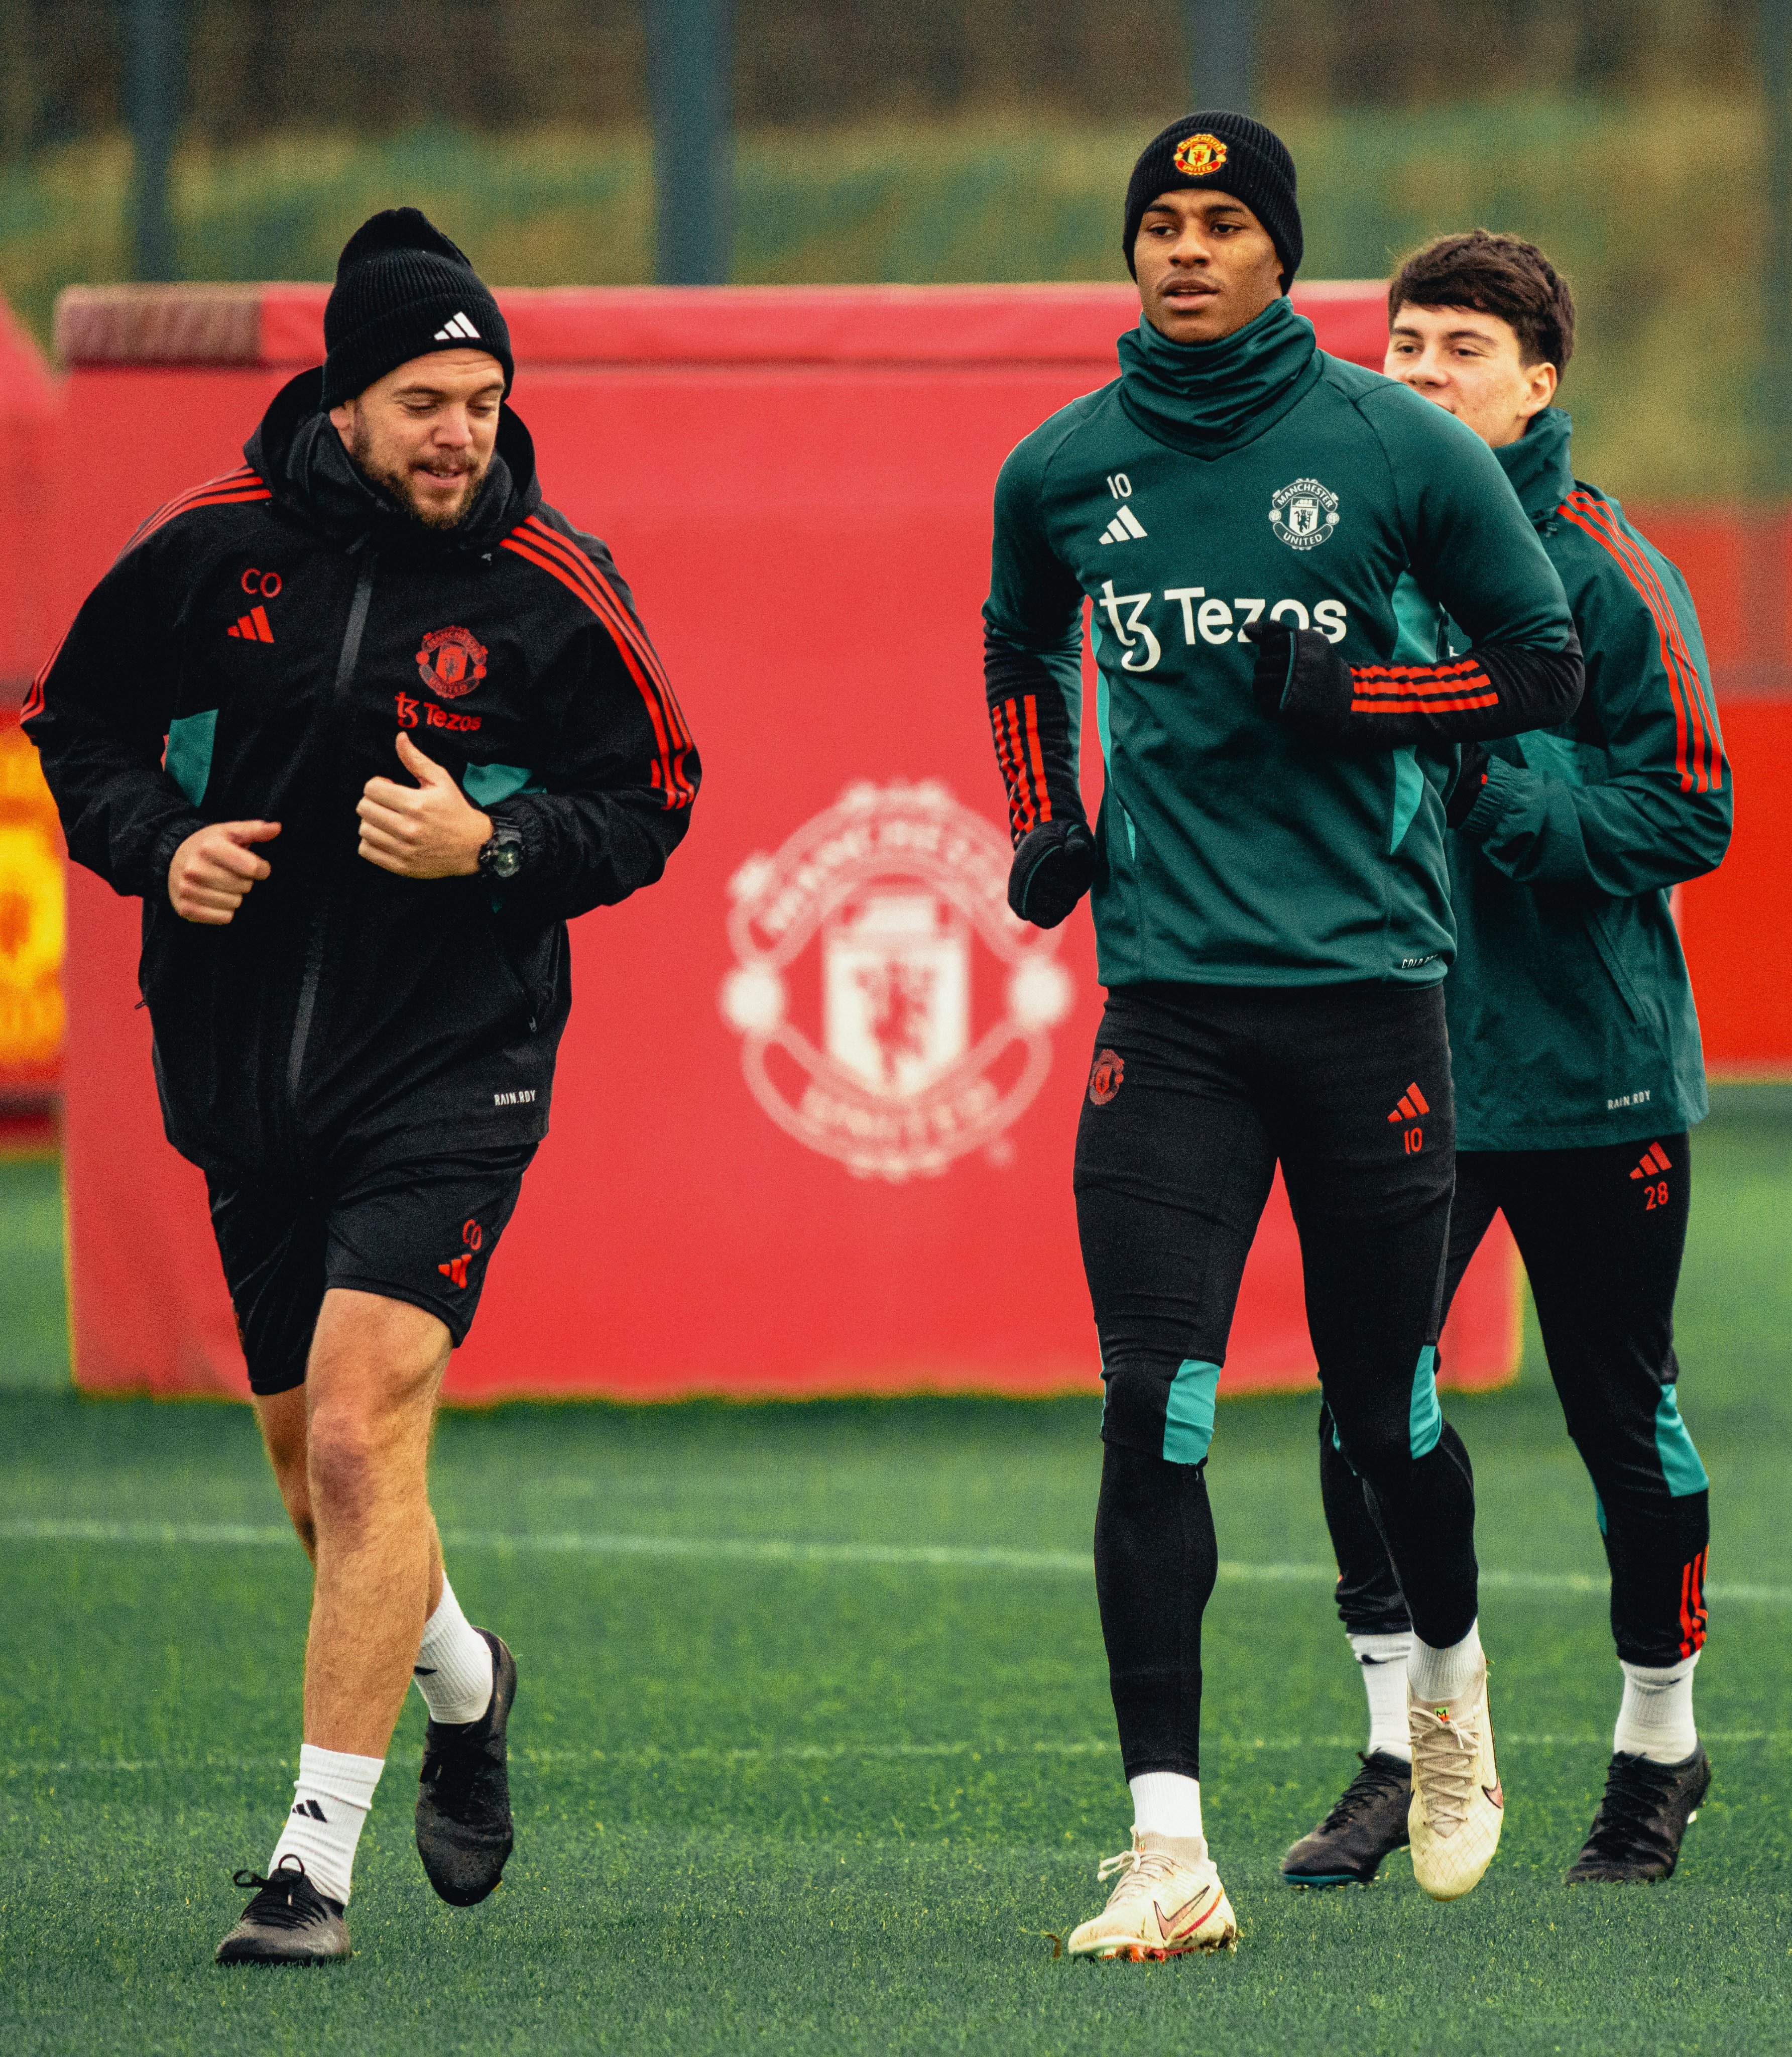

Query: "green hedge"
(0, 96), (1764, 501)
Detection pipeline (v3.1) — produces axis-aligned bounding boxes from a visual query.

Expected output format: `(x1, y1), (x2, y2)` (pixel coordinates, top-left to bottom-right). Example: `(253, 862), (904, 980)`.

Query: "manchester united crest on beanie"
(1123, 111), (1303, 288)
(322, 207), (514, 408)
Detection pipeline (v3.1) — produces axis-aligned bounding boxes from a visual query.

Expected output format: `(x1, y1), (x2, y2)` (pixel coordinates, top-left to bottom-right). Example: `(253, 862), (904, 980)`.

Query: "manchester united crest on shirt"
(1269, 478), (1341, 551)
(718, 781), (1076, 1181)
(416, 625), (488, 699)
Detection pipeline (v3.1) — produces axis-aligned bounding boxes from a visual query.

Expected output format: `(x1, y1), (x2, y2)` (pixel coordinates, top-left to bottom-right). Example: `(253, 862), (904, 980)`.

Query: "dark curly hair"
(1388, 229), (1576, 379)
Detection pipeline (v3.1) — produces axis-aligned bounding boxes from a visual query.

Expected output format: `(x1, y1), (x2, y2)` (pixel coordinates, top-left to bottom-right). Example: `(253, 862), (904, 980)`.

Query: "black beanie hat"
(321, 207), (514, 408)
(1122, 111), (1303, 290)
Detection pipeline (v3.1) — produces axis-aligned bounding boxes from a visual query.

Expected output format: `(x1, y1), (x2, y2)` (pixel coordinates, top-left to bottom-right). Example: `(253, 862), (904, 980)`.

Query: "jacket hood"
(244, 367), (542, 556)
(1495, 406), (1576, 523)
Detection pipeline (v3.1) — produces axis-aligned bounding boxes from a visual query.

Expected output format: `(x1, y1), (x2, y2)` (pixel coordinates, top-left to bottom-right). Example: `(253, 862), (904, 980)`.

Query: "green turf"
(3, 1108), (1789, 2053)
(0, 1156), (70, 1393)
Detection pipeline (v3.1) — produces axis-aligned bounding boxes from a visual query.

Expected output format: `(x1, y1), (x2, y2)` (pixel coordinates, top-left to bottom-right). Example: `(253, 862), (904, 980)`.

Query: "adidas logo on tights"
(1099, 506), (1148, 545)
(1630, 1141), (1671, 1180)
(1386, 1081), (1431, 1123)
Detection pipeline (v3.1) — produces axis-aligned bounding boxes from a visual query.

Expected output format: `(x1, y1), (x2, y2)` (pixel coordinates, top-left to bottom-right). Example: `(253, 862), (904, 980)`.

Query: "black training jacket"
(26, 371), (699, 1176)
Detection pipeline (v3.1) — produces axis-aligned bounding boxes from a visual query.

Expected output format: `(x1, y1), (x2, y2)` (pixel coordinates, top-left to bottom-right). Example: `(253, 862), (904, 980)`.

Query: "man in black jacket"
(26, 209), (698, 1964)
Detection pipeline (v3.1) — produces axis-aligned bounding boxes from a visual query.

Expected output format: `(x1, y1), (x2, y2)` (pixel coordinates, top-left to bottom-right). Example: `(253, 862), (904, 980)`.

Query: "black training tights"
(1076, 981), (1477, 1780)
(1322, 1137), (1710, 1668)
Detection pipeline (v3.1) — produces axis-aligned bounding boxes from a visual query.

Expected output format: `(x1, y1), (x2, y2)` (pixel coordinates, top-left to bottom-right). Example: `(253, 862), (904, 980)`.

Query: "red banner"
(48, 284), (1520, 1400)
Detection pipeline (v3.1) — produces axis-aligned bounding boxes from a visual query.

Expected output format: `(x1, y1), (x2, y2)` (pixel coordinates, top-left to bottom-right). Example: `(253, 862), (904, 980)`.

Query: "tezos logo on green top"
(1269, 478), (1341, 551)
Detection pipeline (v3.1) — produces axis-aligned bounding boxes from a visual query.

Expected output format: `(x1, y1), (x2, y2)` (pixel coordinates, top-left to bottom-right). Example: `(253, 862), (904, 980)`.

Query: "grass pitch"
(2, 1107), (1790, 2055)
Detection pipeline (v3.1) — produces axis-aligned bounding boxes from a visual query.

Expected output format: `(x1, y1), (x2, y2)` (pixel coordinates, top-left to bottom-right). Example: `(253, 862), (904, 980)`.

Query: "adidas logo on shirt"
(226, 605), (274, 642)
(1099, 506), (1148, 545)
(433, 311), (483, 341)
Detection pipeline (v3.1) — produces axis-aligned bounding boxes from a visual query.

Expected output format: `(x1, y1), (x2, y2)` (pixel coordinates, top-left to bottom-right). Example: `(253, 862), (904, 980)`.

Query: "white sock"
(269, 1744), (384, 1904)
(412, 1576), (495, 1724)
(1408, 1619), (1484, 1705)
(1350, 1631), (1413, 1761)
(1129, 1771), (1205, 1848)
(1614, 1652), (1700, 1763)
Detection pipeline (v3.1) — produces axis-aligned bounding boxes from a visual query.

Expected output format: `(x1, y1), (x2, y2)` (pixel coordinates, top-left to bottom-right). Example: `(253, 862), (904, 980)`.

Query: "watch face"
(489, 840), (522, 880)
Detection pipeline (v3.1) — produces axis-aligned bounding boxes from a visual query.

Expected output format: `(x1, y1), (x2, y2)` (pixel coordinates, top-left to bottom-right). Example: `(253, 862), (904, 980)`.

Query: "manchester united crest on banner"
(719, 781), (1076, 1181)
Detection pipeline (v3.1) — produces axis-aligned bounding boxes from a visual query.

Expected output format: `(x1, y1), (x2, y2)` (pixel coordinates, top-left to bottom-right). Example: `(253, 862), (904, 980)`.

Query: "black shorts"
(206, 1139), (538, 1396)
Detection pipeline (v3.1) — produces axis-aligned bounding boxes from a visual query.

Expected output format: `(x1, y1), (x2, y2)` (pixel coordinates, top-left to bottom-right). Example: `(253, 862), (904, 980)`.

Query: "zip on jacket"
(284, 545), (378, 1159)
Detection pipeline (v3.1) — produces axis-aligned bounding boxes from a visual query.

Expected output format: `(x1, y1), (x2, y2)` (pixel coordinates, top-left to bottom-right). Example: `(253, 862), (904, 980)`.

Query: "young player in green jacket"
(982, 117), (1584, 1953)
(1283, 233), (1730, 1896)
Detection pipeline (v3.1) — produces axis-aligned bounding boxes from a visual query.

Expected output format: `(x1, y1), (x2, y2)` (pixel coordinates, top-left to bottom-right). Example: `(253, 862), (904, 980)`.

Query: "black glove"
(1008, 819), (1095, 929)
(1445, 740), (1490, 827)
(1243, 618), (1356, 745)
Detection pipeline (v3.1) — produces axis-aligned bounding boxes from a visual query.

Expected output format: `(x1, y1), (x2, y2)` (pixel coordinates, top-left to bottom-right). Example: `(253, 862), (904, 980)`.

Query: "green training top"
(1445, 408), (1732, 1150)
(983, 295), (1577, 989)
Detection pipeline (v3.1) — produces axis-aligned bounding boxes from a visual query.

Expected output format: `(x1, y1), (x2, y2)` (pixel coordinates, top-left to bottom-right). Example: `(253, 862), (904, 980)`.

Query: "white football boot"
(1407, 1658), (1504, 1900)
(1066, 1830), (1238, 1960)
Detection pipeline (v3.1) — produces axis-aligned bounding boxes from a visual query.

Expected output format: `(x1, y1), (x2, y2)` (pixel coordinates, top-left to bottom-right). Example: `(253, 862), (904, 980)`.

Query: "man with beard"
(982, 115), (1583, 1951)
(26, 209), (698, 1963)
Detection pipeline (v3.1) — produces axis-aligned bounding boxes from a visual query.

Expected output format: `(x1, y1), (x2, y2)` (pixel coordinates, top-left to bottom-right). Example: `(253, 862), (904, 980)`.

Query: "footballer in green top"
(1289, 231), (1730, 1900)
(981, 112), (1584, 1951)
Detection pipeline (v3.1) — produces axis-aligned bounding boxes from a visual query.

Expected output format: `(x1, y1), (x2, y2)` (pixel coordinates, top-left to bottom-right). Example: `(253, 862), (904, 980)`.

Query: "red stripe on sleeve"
(519, 521), (698, 782)
(1004, 708), (1028, 835)
(1349, 658), (1487, 683)
(1004, 699), (1037, 829)
(1560, 493), (1719, 793)
(988, 707), (1015, 834)
(499, 533), (694, 808)
(1022, 694), (1053, 825)
(1349, 665), (1496, 703)
(520, 518), (694, 753)
(123, 468), (269, 553)
(1572, 494), (1723, 792)
(23, 626), (69, 720)
(997, 699), (1028, 830)
(1350, 693), (1500, 715)
(1563, 493), (1702, 784)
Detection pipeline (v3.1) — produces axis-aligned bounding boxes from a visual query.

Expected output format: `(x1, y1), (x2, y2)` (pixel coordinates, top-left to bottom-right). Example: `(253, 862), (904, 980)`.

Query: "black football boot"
(1282, 1752), (1413, 1887)
(214, 1857), (350, 1964)
(415, 1628), (517, 1905)
(1566, 1746), (1711, 1883)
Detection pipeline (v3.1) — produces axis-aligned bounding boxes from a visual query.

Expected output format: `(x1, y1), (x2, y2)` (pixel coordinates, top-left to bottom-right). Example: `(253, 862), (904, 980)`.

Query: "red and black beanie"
(322, 207), (514, 408)
(1123, 111), (1303, 289)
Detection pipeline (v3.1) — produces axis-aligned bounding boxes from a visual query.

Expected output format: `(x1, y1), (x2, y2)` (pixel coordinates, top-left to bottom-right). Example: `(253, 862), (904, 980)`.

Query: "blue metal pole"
(129, 0), (182, 282)
(646, 0), (735, 286)
(1186, 0), (1255, 116)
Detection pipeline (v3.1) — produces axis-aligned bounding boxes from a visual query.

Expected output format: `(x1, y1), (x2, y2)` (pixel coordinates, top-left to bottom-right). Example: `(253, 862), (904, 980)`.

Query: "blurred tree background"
(0, 0), (1768, 499)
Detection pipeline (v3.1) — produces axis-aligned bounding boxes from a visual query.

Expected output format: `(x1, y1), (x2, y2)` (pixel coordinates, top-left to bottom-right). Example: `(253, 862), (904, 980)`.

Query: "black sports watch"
(477, 825), (525, 883)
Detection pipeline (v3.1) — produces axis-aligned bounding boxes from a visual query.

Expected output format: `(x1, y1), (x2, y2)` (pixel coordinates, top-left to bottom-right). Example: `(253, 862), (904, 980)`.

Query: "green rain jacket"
(1445, 408), (1731, 1150)
(982, 297), (1581, 989)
